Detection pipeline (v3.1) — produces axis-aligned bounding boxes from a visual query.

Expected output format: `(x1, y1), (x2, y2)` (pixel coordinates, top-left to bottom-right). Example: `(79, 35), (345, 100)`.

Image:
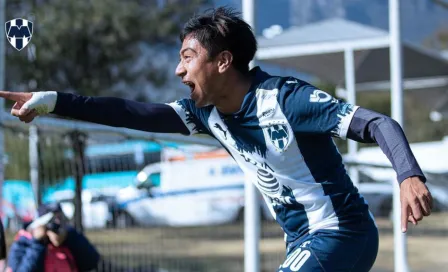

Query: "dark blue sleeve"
(165, 98), (212, 136)
(279, 81), (358, 138)
(347, 108), (426, 184)
(279, 80), (425, 184)
(52, 92), (190, 135)
(63, 228), (100, 272)
(7, 238), (46, 272)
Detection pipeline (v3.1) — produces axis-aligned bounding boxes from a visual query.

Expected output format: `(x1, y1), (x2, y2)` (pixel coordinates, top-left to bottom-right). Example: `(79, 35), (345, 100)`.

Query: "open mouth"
(183, 81), (195, 93)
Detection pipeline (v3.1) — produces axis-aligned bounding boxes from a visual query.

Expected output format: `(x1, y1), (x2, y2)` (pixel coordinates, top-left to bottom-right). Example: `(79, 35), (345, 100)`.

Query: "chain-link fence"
(2, 114), (448, 272)
(0, 114), (300, 272)
(1, 115), (266, 272)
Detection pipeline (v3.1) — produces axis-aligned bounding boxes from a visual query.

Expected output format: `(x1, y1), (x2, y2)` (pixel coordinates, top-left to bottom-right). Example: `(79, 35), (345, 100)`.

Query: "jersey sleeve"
(53, 92), (191, 135)
(279, 82), (359, 139)
(166, 98), (211, 136)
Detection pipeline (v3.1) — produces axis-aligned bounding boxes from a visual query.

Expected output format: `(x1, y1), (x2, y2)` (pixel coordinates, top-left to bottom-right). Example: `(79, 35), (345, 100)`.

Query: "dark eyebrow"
(180, 48), (197, 56)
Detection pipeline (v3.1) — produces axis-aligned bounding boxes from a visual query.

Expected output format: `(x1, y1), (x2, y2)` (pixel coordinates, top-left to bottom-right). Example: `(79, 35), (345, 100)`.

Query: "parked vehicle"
(113, 148), (273, 227)
(41, 140), (169, 228)
(47, 189), (114, 229)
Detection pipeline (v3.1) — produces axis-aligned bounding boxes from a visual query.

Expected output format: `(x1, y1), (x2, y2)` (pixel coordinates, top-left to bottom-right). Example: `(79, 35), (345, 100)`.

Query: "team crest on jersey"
(265, 124), (289, 152)
(5, 18), (33, 51)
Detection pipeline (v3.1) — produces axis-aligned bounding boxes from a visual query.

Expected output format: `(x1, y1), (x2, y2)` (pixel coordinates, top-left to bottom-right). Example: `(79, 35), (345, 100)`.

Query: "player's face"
(175, 35), (221, 107)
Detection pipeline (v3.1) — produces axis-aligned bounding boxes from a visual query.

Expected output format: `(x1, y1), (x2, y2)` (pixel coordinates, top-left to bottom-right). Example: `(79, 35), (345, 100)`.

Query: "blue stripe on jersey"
(293, 134), (370, 226)
(272, 202), (310, 241)
(276, 78), (371, 231)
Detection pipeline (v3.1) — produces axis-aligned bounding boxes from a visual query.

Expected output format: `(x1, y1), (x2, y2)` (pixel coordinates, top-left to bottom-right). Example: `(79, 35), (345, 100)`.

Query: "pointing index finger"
(0, 91), (27, 102)
(401, 201), (409, 233)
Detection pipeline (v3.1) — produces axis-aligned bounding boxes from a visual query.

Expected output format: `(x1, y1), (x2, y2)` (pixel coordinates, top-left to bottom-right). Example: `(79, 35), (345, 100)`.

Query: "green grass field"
(4, 213), (448, 271)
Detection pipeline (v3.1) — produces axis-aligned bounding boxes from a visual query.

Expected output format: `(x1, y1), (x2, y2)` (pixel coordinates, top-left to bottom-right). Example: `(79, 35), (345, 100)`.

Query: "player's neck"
(215, 72), (253, 115)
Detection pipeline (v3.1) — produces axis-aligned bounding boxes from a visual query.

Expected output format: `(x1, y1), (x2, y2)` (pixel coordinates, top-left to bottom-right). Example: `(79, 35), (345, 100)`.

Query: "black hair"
(180, 6), (257, 74)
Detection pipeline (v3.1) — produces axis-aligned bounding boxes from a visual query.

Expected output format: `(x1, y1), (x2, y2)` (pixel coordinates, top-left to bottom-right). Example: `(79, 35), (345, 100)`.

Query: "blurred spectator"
(6, 203), (100, 272)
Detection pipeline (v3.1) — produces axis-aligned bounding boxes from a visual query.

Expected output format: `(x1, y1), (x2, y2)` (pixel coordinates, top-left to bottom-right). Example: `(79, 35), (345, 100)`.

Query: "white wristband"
(23, 91), (58, 114)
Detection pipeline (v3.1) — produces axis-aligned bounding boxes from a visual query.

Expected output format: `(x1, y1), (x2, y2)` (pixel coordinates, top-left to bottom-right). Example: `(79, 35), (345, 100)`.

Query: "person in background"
(6, 203), (100, 272)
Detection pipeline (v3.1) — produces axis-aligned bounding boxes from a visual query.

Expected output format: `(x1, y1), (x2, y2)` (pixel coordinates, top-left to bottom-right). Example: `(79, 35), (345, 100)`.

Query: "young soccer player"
(0, 7), (432, 271)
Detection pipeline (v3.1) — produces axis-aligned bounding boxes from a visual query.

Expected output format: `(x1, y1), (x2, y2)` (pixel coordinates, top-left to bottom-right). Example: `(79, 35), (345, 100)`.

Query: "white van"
(114, 148), (272, 227)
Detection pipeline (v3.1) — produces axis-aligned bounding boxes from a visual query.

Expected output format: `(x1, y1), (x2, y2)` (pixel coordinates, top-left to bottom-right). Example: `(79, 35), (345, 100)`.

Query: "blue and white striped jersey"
(52, 66), (425, 244)
(168, 67), (370, 243)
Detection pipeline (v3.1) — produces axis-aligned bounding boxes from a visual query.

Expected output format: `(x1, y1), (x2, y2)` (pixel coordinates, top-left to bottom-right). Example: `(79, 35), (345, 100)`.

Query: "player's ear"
(217, 50), (233, 73)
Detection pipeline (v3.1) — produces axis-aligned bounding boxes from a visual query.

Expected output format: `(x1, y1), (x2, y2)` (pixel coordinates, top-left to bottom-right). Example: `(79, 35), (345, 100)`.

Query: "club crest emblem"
(5, 18), (33, 51)
(265, 124), (289, 152)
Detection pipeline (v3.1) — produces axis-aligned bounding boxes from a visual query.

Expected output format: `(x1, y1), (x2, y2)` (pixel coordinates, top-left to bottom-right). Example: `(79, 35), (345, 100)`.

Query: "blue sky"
(213, 0), (448, 45)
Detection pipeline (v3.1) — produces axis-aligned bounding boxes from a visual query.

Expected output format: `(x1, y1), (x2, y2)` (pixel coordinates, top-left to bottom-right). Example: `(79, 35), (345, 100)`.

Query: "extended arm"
(0, 91), (209, 136)
(347, 107), (426, 183)
(52, 92), (190, 134)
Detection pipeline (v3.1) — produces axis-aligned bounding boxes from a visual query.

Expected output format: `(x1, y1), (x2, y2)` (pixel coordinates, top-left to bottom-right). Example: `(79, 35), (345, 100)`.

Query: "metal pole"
(29, 125), (41, 207)
(344, 47), (359, 187)
(389, 0), (409, 271)
(242, 0), (260, 271)
(70, 131), (87, 233)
